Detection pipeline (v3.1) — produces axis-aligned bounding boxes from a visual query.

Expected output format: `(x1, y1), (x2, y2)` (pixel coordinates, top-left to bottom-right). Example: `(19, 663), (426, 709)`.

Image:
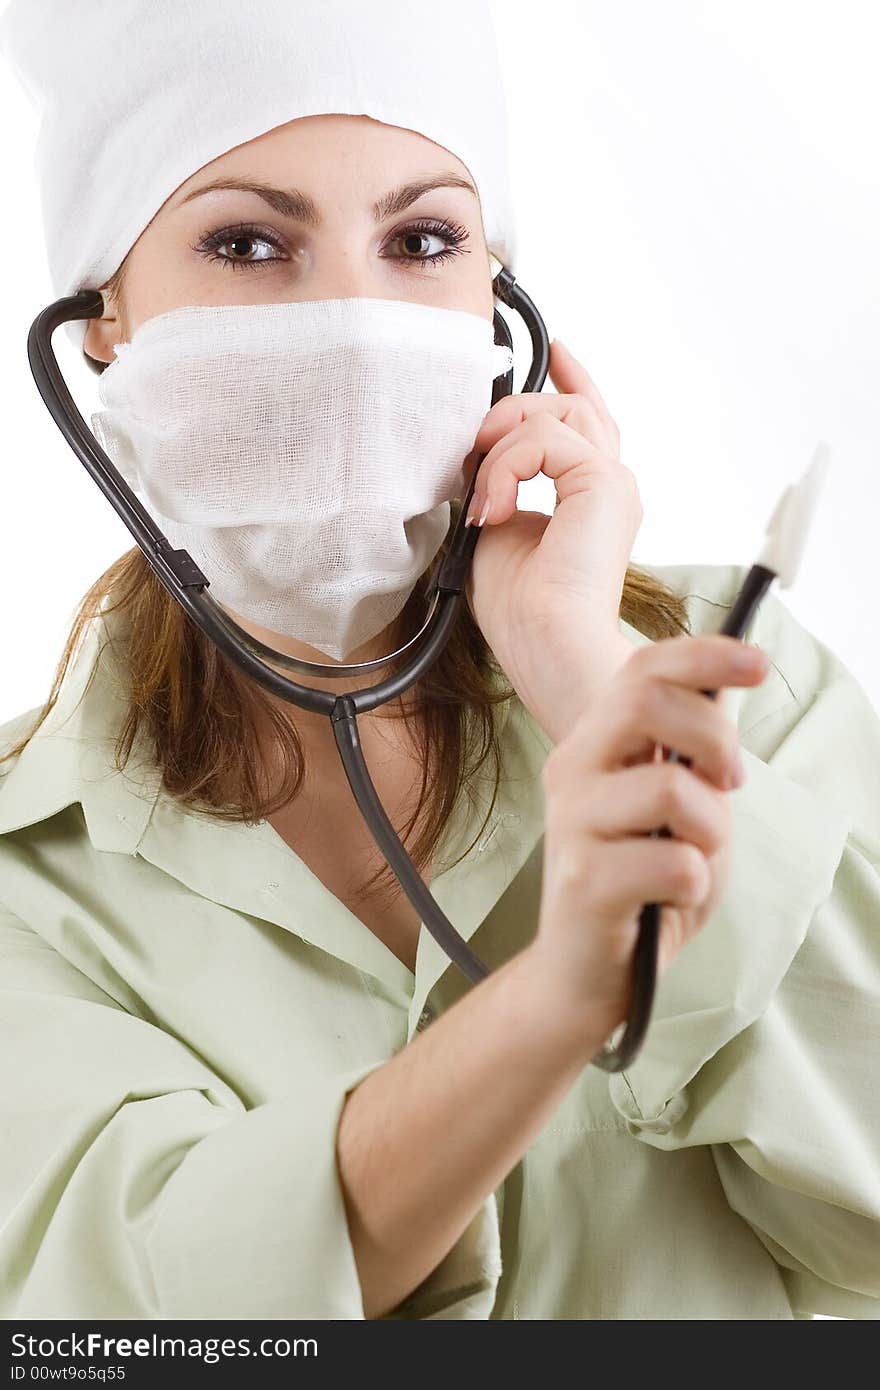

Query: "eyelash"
(191, 218), (470, 271)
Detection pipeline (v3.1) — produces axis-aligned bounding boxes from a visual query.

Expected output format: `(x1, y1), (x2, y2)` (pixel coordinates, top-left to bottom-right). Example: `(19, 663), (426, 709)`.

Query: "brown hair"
(12, 260), (692, 911)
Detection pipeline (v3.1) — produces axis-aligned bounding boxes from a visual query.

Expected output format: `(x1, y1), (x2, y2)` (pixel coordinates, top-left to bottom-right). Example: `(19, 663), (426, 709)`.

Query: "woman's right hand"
(527, 632), (772, 1050)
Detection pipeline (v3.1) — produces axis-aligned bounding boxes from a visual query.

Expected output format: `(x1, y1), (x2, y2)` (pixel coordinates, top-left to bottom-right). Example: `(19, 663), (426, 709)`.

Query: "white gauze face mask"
(91, 296), (514, 661)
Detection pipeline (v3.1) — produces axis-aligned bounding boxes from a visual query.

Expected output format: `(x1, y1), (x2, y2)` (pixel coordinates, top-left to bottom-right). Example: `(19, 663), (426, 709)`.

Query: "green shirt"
(1, 561), (878, 1320)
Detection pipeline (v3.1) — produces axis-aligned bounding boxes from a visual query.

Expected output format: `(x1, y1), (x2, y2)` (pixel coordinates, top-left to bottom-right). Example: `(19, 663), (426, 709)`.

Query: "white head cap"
(0, 0), (517, 361)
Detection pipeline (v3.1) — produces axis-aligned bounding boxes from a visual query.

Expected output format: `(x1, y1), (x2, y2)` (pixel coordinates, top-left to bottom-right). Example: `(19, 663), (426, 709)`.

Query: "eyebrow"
(175, 172), (479, 225)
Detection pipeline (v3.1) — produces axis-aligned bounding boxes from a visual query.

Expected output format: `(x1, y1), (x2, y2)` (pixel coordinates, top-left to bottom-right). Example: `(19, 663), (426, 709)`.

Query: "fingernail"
(731, 752), (747, 788)
(553, 337), (570, 354)
(465, 494), (491, 527)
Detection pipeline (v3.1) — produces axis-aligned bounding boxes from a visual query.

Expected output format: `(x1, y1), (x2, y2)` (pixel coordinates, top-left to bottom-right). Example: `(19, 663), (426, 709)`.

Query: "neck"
(220, 602), (415, 757)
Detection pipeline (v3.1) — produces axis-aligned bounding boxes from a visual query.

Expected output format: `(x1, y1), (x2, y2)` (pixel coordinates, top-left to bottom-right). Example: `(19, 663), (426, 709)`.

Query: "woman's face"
(85, 112), (494, 362)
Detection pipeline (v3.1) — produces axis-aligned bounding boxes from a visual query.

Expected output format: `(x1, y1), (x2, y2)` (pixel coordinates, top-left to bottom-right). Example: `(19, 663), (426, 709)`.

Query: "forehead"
(174, 113), (473, 199)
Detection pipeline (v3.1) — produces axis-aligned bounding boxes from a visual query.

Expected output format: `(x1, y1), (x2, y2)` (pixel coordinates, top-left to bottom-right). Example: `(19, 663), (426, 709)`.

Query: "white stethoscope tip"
(757, 440), (832, 588)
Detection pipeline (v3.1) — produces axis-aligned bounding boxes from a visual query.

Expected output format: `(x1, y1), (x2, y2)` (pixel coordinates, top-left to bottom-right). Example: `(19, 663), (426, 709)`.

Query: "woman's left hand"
(462, 339), (643, 745)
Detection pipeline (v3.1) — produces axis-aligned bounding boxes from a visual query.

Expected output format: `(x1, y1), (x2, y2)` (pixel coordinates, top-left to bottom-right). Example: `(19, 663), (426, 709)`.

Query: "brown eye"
(384, 218), (470, 268)
(193, 223), (287, 272)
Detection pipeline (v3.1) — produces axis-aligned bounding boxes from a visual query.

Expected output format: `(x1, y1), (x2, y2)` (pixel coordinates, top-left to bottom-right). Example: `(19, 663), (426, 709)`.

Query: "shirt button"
(416, 1005), (434, 1032)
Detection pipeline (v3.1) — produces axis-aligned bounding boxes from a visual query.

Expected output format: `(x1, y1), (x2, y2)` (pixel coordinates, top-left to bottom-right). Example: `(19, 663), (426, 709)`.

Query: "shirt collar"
(0, 607), (163, 852)
(0, 607), (653, 851)
(0, 604), (653, 999)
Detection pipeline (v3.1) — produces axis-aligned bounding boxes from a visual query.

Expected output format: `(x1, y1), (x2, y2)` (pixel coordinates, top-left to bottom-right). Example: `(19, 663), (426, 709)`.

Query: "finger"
(586, 762), (730, 858)
(472, 410), (616, 511)
(474, 383), (616, 456)
(575, 838), (712, 926)
(571, 637), (769, 782)
(476, 396), (617, 470)
(567, 678), (743, 791)
(610, 679), (747, 790)
(471, 419), (609, 524)
(631, 633), (770, 689)
(547, 340), (620, 443)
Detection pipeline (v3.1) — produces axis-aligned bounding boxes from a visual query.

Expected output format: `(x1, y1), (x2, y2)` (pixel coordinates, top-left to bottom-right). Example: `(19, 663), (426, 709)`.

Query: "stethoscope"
(26, 264), (777, 1074)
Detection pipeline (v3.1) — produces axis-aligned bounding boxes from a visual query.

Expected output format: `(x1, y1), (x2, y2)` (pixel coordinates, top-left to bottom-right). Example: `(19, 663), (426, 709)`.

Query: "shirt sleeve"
(0, 905), (500, 1319)
(606, 588), (880, 1320)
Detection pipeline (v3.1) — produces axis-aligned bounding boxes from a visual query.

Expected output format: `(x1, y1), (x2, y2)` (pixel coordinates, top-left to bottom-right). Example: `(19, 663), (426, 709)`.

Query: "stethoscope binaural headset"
(25, 266), (663, 1071)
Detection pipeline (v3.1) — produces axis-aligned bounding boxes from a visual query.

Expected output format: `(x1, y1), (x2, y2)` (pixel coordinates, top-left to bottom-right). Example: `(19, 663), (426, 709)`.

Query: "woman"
(1, 1), (878, 1321)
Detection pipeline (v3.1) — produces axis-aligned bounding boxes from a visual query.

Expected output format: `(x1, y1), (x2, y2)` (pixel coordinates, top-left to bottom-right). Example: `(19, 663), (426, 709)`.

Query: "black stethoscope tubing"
(25, 266), (663, 1071)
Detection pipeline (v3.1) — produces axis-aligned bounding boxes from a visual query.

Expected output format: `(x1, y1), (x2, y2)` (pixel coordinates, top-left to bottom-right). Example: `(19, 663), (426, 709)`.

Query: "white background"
(1, 0), (878, 722)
